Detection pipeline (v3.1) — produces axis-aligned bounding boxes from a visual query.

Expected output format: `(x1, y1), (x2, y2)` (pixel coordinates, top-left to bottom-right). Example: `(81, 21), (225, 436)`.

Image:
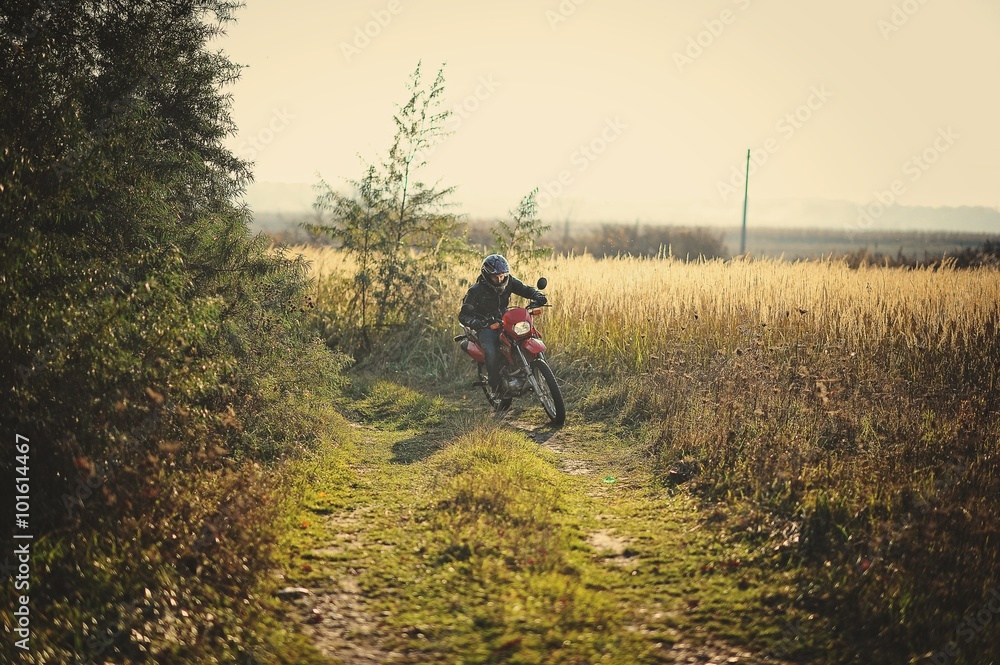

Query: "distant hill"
(720, 226), (998, 260)
(243, 180), (1000, 235)
(725, 199), (1000, 235)
(244, 180), (1000, 259)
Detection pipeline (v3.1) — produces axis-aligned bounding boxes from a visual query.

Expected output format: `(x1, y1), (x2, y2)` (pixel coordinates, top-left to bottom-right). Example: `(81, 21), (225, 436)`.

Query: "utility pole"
(740, 148), (750, 256)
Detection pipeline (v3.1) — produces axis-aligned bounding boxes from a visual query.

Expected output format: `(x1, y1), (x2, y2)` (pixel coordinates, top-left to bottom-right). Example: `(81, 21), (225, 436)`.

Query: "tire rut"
(282, 471), (404, 664)
(510, 417), (793, 665)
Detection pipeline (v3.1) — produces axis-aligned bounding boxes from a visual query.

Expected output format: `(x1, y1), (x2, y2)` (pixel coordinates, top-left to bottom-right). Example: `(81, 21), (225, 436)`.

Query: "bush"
(1, 3), (344, 662)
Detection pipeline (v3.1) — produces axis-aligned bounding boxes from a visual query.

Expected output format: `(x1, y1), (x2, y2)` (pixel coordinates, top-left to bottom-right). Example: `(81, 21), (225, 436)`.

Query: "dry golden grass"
(542, 253), (1000, 371)
(297, 245), (999, 365)
(293, 244), (356, 276)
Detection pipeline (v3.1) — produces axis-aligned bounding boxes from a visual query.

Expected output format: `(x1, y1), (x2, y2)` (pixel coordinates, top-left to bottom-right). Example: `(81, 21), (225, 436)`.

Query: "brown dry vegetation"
(544, 255), (1000, 660)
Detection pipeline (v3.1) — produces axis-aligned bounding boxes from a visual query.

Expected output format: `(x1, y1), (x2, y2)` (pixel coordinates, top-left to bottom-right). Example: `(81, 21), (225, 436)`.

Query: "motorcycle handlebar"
(474, 304), (551, 332)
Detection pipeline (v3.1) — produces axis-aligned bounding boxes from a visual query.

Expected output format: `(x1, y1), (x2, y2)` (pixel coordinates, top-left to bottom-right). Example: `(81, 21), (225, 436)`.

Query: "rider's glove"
(534, 293), (548, 306)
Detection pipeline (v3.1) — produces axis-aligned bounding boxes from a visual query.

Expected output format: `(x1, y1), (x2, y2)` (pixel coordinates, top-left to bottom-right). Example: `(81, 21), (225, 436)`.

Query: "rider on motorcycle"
(459, 254), (547, 399)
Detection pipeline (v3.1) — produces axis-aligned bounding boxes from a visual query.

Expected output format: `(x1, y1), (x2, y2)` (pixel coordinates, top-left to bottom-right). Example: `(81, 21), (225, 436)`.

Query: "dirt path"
(508, 418), (788, 665)
(286, 503), (405, 664)
(276, 387), (803, 664)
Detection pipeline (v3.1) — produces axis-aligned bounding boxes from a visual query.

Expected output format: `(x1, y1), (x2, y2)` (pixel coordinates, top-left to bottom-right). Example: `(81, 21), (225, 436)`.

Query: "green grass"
(278, 377), (823, 663)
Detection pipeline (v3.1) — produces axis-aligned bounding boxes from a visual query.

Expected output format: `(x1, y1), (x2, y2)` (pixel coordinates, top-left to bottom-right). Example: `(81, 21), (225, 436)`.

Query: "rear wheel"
(478, 363), (512, 413)
(531, 360), (565, 427)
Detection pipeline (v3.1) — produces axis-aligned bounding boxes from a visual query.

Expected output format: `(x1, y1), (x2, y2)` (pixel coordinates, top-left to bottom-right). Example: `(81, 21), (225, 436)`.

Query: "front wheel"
(531, 360), (565, 427)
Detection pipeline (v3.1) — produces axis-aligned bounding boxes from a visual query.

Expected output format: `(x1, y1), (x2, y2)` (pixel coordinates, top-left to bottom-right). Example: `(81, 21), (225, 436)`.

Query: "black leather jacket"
(458, 275), (543, 330)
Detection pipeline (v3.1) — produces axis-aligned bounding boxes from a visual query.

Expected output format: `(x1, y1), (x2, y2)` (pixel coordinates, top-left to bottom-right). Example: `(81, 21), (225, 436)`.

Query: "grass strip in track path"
(276, 379), (821, 664)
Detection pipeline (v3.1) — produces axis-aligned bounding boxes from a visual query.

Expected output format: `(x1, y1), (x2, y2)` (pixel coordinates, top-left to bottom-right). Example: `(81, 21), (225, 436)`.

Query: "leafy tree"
(313, 164), (386, 346)
(312, 62), (471, 353)
(492, 188), (552, 267)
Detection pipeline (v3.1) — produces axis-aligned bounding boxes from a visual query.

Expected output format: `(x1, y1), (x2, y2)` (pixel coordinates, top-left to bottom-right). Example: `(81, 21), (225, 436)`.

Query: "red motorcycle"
(454, 277), (565, 426)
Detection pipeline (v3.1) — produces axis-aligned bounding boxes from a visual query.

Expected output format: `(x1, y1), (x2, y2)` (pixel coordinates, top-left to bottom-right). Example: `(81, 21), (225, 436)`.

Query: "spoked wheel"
(531, 360), (565, 427)
(478, 363), (512, 414)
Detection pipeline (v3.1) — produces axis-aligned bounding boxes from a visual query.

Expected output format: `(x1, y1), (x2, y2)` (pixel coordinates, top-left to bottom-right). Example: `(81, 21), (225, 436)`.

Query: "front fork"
(516, 345), (543, 396)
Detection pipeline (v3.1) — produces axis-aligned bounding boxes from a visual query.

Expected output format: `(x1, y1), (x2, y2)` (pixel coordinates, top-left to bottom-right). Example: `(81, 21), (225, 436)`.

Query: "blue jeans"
(477, 327), (502, 393)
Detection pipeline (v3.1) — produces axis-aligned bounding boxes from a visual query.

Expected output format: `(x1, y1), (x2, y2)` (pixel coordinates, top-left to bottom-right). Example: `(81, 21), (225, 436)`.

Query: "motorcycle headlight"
(513, 321), (531, 336)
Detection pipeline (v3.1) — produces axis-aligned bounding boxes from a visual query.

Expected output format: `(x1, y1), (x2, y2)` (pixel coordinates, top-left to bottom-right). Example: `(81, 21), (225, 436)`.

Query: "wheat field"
(549, 253), (990, 351)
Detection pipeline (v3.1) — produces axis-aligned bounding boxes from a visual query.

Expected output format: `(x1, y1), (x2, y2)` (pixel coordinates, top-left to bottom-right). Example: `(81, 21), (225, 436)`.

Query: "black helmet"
(481, 254), (510, 293)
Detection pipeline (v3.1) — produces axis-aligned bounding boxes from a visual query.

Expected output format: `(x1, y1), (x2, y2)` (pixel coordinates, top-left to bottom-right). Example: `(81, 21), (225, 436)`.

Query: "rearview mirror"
(537, 277), (548, 290)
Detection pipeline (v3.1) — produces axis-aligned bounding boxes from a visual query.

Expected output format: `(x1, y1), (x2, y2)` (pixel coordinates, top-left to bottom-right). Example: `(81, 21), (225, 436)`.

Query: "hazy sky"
(219, 0), (1000, 225)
